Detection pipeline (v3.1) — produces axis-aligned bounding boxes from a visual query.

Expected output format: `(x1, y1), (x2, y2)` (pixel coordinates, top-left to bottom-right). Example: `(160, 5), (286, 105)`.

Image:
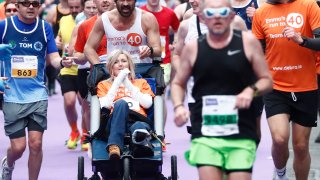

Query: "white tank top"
(185, 14), (208, 43)
(185, 14), (208, 103)
(102, 8), (152, 63)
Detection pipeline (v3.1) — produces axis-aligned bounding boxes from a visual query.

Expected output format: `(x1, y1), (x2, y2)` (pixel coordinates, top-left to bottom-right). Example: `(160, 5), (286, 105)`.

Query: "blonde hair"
(107, 49), (136, 81)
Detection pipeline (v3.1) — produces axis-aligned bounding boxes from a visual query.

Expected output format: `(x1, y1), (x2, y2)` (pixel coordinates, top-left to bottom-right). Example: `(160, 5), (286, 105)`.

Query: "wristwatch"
(249, 84), (259, 97)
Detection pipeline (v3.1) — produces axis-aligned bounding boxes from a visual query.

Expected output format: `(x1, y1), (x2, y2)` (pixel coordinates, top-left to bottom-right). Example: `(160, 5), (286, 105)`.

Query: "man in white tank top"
(84, 0), (161, 64)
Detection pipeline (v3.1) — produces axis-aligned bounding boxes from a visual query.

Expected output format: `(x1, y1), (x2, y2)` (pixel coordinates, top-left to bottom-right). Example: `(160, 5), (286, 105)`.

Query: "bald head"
(200, 0), (232, 11)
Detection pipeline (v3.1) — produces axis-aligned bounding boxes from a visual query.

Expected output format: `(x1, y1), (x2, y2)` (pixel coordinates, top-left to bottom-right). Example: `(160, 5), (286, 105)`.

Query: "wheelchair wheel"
(78, 156), (85, 180)
(123, 158), (131, 180)
(170, 155), (178, 180)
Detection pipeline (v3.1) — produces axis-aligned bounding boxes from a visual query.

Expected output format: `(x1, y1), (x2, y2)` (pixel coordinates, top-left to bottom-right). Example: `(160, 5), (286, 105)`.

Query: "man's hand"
(246, 3), (256, 21)
(235, 87), (254, 109)
(139, 45), (152, 59)
(282, 26), (303, 44)
(174, 105), (190, 127)
(0, 44), (13, 61)
(0, 77), (9, 93)
(61, 56), (77, 68)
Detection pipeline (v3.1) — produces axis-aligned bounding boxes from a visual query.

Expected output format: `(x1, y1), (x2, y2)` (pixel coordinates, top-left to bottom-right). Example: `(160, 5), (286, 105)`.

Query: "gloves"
(99, 69), (130, 109)
(114, 68), (130, 86)
(0, 44), (13, 61)
(124, 77), (153, 109)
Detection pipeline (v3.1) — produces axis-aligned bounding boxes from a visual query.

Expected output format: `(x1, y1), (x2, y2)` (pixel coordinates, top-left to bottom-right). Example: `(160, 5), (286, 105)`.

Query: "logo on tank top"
(286, 13), (304, 29)
(127, 33), (142, 46)
(9, 40), (16, 49)
(34, 41), (43, 51)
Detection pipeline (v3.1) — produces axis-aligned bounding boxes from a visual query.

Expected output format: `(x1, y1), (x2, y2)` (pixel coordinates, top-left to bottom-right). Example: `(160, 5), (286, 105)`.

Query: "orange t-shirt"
(316, 52), (320, 74)
(0, 2), (6, 20)
(97, 78), (155, 117)
(252, 0), (320, 92)
(74, 15), (107, 56)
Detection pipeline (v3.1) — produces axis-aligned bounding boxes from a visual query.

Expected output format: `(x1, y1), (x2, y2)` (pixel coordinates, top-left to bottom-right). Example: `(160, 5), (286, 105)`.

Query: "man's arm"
(47, 52), (74, 69)
(171, 39), (197, 127)
(84, 16), (105, 65)
(233, 15), (248, 31)
(182, 8), (193, 21)
(243, 31), (273, 95)
(171, 19), (189, 78)
(142, 12), (161, 58)
(71, 24), (88, 65)
(282, 27), (320, 51)
(68, 24), (79, 57)
(174, 2), (187, 21)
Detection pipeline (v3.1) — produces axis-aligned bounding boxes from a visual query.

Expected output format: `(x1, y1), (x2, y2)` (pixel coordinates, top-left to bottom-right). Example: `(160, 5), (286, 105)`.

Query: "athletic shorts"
(264, 89), (318, 127)
(77, 68), (90, 99)
(59, 74), (78, 94)
(252, 96), (263, 118)
(3, 100), (48, 139)
(185, 137), (256, 172)
(160, 63), (171, 86)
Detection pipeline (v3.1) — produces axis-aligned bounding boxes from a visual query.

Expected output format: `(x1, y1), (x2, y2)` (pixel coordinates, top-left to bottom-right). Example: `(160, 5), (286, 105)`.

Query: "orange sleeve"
(140, 79), (155, 98)
(252, 9), (265, 40)
(96, 80), (111, 98)
(307, 0), (320, 31)
(0, 3), (5, 21)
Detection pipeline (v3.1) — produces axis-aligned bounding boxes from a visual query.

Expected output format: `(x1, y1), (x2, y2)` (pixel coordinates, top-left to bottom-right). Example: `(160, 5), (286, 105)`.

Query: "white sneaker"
(0, 156), (14, 180)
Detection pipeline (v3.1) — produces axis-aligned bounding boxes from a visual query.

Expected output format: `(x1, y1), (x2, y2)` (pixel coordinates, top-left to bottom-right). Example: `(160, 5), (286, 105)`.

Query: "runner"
(171, 0), (272, 179)
(0, 0), (74, 178)
(252, 0), (320, 179)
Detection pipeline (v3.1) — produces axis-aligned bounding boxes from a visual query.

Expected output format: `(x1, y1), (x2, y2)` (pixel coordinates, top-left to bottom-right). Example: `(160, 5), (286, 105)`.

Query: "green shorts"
(160, 63), (171, 86)
(185, 137), (256, 172)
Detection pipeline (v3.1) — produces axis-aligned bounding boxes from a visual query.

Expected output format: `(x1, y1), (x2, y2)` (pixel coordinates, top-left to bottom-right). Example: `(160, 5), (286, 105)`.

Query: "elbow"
(140, 95), (153, 109)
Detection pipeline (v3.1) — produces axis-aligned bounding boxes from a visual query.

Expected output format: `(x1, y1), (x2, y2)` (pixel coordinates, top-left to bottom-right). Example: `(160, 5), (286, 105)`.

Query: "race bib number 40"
(11, 55), (38, 78)
(201, 95), (239, 136)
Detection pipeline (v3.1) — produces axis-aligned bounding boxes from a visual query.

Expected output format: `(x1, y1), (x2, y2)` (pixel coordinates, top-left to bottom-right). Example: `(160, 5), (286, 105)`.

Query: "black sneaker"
(135, 131), (147, 142)
(132, 143), (154, 158)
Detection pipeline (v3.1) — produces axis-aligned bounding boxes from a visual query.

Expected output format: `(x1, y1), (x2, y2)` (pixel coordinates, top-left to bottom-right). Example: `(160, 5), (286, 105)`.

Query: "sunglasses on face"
(5, 8), (17, 13)
(203, 7), (232, 19)
(18, 1), (41, 7)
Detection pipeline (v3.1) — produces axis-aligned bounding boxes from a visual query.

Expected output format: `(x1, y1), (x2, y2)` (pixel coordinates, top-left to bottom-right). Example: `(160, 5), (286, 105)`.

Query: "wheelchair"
(77, 60), (178, 180)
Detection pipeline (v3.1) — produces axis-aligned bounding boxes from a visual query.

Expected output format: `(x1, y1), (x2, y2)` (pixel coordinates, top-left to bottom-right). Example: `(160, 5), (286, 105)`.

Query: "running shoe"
(66, 131), (80, 149)
(0, 156), (14, 180)
(80, 135), (89, 151)
(162, 139), (167, 152)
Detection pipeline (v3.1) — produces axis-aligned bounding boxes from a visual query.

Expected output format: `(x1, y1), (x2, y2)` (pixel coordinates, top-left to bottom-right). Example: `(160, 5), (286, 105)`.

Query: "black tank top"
(190, 30), (258, 141)
(52, 5), (69, 37)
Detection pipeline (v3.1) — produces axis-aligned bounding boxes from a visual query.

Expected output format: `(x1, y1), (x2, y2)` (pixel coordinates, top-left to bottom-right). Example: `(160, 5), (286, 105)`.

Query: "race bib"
(201, 95), (239, 136)
(122, 97), (140, 111)
(11, 55), (38, 78)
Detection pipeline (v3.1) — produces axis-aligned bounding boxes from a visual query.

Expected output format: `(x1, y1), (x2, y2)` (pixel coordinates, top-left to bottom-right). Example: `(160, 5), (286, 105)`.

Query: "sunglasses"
(203, 7), (232, 19)
(18, 1), (41, 7)
(5, 8), (17, 13)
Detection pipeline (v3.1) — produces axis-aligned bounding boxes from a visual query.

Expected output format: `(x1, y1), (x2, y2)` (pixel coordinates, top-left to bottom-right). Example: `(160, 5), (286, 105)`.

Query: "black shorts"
(263, 89), (318, 127)
(77, 68), (90, 99)
(59, 74), (78, 94)
(252, 96), (263, 118)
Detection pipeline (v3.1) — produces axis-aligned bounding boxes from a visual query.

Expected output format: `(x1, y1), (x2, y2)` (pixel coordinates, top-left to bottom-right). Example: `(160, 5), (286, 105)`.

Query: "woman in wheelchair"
(97, 50), (155, 160)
